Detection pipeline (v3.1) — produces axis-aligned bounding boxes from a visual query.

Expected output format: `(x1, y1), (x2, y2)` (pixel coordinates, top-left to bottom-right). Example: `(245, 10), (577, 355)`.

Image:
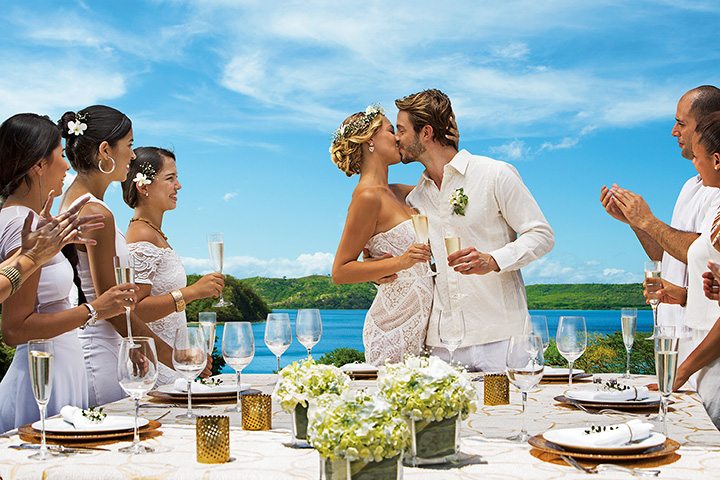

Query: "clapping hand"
(447, 247), (499, 275)
(445, 116), (460, 149)
(608, 185), (654, 229)
(600, 185), (629, 224)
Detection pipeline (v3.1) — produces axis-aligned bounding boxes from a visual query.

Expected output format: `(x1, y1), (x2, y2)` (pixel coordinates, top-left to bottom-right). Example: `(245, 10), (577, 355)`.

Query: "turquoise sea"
(217, 309), (654, 374)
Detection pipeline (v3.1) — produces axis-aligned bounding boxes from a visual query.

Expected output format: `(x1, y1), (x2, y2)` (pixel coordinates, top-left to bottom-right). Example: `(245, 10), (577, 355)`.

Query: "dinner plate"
(156, 383), (251, 396)
(542, 427), (666, 453)
(529, 434), (680, 462)
(543, 366), (585, 376)
(565, 389), (661, 405)
(19, 420), (162, 447)
(31, 415), (149, 433)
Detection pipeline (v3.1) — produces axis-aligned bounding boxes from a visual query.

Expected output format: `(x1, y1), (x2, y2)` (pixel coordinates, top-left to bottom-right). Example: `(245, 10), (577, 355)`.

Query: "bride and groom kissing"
(330, 88), (555, 372)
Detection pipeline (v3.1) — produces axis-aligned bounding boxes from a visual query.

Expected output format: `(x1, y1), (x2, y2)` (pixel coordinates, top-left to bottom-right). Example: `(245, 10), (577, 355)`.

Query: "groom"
(394, 89), (554, 372)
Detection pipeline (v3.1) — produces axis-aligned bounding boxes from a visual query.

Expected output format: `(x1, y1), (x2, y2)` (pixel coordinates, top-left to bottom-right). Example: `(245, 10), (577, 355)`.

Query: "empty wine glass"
(265, 313), (292, 374)
(223, 322), (255, 413)
(506, 334), (544, 442)
(525, 315), (550, 353)
(114, 255), (136, 341)
(198, 312), (217, 356)
(644, 261), (662, 332)
(556, 316), (587, 385)
(172, 324), (207, 419)
(117, 337), (158, 454)
(27, 339), (53, 461)
(438, 309), (465, 363)
(208, 233), (231, 307)
(621, 308), (638, 378)
(296, 309), (322, 359)
(411, 213), (436, 277)
(654, 325), (679, 436)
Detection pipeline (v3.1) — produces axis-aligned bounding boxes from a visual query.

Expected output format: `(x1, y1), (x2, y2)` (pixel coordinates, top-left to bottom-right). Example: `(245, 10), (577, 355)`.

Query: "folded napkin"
(173, 378), (213, 393)
(585, 419), (653, 446)
(590, 386), (650, 402)
(60, 406), (105, 428)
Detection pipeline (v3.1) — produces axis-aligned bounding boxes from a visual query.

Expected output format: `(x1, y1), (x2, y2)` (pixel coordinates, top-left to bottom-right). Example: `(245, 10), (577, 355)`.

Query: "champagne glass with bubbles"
(654, 325), (679, 436)
(556, 316), (587, 385)
(265, 313), (292, 374)
(114, 255), (135, 341)
(506, 334), (544, 442)
(411, 214), (436, 277)
(621, 308), (638, 378)
(28, 339), (53, 461)
(208, 233), (231, 307)
(222, 322), (255, 412)
(525, 315), (550, 353)
(645, 261), (662, 332)
(438, 309), (465, 363)
(198, 312), (217, 357)
(296, 309), (322, 359)
(172, 324), (207, 420)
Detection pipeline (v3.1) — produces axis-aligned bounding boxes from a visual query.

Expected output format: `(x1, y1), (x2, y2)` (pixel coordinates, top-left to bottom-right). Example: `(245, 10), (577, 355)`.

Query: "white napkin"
(173, 378), (213, 393)
(590, 386), (650, 402)
(60, 406), (104, 428)
(587, 419), (653, 446)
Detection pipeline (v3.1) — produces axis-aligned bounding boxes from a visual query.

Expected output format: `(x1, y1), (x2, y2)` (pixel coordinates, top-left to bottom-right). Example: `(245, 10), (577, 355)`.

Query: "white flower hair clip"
(133, 172), (152, 186)
(67, 120), (87, 136)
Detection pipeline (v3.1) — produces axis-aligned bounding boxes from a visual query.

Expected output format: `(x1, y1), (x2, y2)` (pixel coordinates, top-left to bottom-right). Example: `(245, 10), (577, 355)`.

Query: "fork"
(560, 455), (660, 477)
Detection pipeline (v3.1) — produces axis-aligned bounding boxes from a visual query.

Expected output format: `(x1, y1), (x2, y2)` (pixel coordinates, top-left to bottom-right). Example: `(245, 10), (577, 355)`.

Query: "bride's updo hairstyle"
(121, 146), (176, 208)
(330, 105), (385, 177)
(57, 105), (132, 173)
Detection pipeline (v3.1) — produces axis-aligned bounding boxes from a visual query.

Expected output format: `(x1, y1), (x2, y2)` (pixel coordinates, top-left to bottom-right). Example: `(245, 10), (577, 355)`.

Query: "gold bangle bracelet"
(170, 289), (186, 312)
(0, 266), (22, 295)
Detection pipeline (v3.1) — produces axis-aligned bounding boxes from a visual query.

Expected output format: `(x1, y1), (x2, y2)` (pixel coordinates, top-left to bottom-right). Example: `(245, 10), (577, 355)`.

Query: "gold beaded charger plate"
(156, 383), (251, 396)
(541, 373), (592, 383)
(554, 395), (661, 411)
(147, 388), (261, 404)
(18, 420), (162, 447)
(528, 434), (680, 462)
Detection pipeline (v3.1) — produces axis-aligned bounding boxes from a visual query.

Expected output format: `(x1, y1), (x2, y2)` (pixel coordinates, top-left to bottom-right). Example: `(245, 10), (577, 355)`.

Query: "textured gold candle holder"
(241, 393), (272, 431)
(196, 415), (230, 464)
(484, 373), (510, 406)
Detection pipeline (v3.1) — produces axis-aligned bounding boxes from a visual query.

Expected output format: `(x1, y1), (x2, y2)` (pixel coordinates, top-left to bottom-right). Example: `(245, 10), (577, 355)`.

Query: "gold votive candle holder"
(241, 393), (272, 431)
(196, 415), (230, 464)
(484, 373), (510, 406)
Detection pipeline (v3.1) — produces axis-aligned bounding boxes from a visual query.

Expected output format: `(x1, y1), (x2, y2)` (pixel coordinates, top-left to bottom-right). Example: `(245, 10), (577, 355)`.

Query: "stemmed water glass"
(654, 325), (679, 436)
(172, 324), (207, 419)
(438, 309), (465, 363)
(27, 339), (53, 460)
(296, 309), (322, 359)
(556, 316), (587, 385)
(411, 213), (436, 276)
(621, 308), (638, 378)
(117, 337), (158, 454)
(208, 233), (231, 307)
(525, 315), (550, 353)
(222, 322), (255, 412)
(506, 334), (545, 442)
(265, 313), (292, 374)
(644, 261), (662, 332)
(114, 255), (136, 340)
(198, 312), (217, 356)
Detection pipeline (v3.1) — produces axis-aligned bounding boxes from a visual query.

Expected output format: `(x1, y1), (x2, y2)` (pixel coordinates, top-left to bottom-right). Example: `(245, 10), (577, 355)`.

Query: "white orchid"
(133, 172), (152, 187)
(67, 120), (87, 136)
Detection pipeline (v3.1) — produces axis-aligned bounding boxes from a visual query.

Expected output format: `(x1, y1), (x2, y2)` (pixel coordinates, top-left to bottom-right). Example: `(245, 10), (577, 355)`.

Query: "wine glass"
(438, 309), (465, 363)
(556, 316), (587, 385)
(114, 255), (136, 341)
(621, 308), (638, 378)
(208, 233), (231, 307)
(222, 322), (255, 412)
(410, 213), (436, 277)
(27, 339), (53, 461)
(644, 261), (662, 332)
(506, 334), (544, 442)
(117, 337), (158, 454)
(198, 312), (217, 356)
(265, 313), (292, 374)
(296, 309), (322, 359)
(525, 315), (550, 353)
(172, 324), (207, 419)
(654, 325), (679, 436)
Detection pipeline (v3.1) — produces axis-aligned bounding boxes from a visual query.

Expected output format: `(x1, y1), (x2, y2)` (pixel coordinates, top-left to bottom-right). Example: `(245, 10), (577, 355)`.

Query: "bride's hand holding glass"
(399, 243), (431, 270)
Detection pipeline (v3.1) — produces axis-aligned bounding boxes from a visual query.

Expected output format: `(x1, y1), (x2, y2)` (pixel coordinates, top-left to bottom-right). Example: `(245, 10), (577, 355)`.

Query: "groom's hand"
(448, 247), (499, 275)
(362, 249), (398, 284)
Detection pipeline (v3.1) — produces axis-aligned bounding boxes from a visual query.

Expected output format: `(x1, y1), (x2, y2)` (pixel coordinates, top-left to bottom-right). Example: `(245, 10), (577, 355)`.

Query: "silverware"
(560, 455), (660, 477)
(153, 410), (172, 422)
(10, 443), (110, 454)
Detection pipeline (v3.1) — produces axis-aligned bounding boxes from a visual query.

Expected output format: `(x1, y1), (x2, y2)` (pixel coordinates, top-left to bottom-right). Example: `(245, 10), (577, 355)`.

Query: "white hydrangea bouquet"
(308, 390), (409, 480)
(273, 358), (350, 443)
(378, 356), (478, 465)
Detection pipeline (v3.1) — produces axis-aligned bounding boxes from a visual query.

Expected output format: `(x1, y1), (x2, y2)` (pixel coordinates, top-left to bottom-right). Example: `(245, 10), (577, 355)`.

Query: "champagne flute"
(265, 313), (292, 374)
(222, 322), (255, 413)
(644, 261), (662, 333)
(506, 334), (544, 442)
(172, 324), (207, 419)
(443, 226), (467, 301)
(556, 316), (587, 385)
(208, 233), (231, 307)
(198, 312), (217, 356)
(117, 337), (158, 454)
(654, 325), (679, 436)
(114, 255), (135, 341)
(27, 339), (53, 461)
(525, 315), (550, 353)
(296, 309), (322, 359)
(438, 309), (465, 363)
(411, 213), (436, 277)
(621, 308), (638, 378)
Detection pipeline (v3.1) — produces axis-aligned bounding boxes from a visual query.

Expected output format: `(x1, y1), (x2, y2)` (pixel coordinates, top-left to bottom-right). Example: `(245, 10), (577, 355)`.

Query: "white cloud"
(489, 140), (530, 161)
(492, 42), (530, 60)
(181, 252), (334, 278)
(223, 192), (238, 201)
(523, 257), (642, 284)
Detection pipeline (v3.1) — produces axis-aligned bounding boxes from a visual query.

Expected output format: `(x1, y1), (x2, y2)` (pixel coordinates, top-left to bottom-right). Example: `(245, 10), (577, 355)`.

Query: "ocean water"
(216, 309), (654, 374)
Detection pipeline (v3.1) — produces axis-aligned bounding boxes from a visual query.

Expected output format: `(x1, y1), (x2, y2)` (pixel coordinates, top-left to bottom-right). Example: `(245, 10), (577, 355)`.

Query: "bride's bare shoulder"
(389, 183), (414, 201)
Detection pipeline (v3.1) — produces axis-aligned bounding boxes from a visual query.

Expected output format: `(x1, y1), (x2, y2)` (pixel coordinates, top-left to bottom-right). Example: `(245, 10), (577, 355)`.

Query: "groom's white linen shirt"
(407, 150), (554, 347)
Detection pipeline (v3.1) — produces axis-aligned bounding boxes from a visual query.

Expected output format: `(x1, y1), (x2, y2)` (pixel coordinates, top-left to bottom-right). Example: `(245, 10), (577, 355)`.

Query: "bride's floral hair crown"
(330, 104), (385, 145)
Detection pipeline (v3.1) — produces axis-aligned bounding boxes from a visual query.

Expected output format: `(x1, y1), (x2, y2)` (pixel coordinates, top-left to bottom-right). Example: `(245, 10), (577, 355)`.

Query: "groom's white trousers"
(431, 340), (510, 373)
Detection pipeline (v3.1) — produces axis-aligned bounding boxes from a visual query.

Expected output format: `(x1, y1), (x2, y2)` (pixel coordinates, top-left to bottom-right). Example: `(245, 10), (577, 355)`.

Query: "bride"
(330, 105), (433, 365)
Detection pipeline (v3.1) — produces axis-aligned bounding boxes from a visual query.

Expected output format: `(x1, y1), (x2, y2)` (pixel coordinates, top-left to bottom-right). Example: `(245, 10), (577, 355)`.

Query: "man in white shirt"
(394, 89), (554, 372)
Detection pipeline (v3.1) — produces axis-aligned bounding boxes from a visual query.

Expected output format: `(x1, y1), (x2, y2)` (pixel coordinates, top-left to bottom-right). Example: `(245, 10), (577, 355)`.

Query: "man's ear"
(420, 124), (434, 142)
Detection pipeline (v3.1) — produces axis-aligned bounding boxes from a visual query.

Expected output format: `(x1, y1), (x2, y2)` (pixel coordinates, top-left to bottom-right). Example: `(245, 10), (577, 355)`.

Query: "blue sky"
(1, 1), (719, 283)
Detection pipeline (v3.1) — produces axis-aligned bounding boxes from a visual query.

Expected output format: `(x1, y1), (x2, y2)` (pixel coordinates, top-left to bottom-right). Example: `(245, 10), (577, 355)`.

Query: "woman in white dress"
(58, 106), (178, 405)
(330, 105), (433, 366)
(0, 113), (136, 432)
(121, 147), (224, 385)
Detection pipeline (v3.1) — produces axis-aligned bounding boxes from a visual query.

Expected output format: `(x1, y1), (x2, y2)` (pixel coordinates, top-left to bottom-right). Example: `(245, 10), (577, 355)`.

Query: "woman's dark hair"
(0, 113), (61, 198)
(696, 110), (720, 156)
(58, 105), (132, 173)
(121, 147), (176, 208)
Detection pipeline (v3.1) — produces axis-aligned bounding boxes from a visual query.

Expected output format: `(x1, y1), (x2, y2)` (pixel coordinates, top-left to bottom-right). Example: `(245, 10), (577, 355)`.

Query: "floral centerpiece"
(273, 358), (350, 444)
(308, 390), (409, 480)
(378, 356), (478, 465)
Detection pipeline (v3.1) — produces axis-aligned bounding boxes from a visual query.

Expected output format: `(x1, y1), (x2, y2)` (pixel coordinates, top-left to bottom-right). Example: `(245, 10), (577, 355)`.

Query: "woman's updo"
(330, 110), (384, 177)
(58, 105), (132, 173)
(121, 146), (175, 208)
(0, 113), (60, 198)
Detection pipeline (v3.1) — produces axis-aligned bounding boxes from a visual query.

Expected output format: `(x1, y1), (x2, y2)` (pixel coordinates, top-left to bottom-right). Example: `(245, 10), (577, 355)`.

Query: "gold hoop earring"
(98, 156), (116, 174)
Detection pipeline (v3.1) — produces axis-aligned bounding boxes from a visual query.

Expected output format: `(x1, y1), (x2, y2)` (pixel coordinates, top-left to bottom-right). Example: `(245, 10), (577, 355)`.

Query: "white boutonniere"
(67, 120), (87, 136)
(450, 187), (469, 215)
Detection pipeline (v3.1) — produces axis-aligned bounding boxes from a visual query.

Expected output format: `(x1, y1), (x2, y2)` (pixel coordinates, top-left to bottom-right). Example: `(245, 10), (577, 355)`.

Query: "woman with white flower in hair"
(330, 105), (457, 365)
(121, 147), (224, 385)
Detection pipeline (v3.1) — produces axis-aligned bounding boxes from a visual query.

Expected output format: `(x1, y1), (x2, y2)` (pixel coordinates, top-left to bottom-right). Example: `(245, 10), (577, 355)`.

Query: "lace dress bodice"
(129, 241), (188, 385)
(363, 219), (433, 365)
